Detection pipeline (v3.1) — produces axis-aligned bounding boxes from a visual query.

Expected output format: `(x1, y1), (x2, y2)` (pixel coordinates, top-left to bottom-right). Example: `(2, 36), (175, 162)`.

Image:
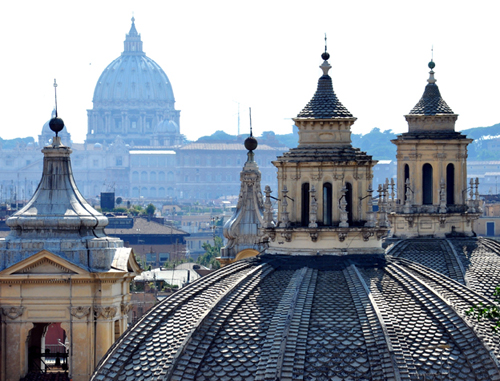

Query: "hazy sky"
(1, 1), (499, 143)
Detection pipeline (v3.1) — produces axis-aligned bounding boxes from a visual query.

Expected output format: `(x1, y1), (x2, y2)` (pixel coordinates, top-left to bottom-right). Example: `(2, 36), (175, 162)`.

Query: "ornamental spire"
(408, 59), (454, 115)
(296, 44), (352, 119)
(123, 17), (143, 54)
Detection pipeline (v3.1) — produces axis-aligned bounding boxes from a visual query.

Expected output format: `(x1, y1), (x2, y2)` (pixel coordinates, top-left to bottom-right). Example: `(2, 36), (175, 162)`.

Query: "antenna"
(431, 45), (434, 61)
(53, 79), (58, 118)
(249, 107), (252, 137)
(324, 33), (327, 52)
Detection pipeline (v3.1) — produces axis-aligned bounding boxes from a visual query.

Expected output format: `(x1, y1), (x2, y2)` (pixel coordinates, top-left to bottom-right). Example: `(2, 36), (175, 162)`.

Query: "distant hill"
(196, 124), (500, 161)
(460, 123), (500, 140)
(461, 123), (500, 160)
(0, 137), (35, 150)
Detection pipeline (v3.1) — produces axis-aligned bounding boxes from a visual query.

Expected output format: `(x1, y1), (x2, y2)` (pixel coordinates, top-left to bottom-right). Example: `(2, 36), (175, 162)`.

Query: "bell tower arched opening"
(323, 182), (332, 226)
(447, 163), (455, 205)
(422, 164), (433, 205)
(404, 164), (410, 201)
(301, 183), (310, 226)
(346, 182), (353, 224)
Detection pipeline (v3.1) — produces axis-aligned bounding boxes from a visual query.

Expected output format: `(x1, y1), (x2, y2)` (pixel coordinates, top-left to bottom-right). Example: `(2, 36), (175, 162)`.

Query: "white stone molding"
(339, 185), (348, 228)
(309, 186), (318, 228)
(264, 186), (275, 228)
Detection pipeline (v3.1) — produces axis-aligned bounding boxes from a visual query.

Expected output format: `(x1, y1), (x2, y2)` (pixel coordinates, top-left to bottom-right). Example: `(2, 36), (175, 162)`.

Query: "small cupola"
(262, 47), (389, 254)
(388, 59), (480, 239)
(123, 17), (144, 54)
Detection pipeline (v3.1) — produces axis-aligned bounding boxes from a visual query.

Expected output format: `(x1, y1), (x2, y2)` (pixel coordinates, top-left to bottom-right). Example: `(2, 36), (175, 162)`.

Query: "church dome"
(155, 119), (179, 134)
(93, 253), (500, 380)
(92, 18), (175, 107)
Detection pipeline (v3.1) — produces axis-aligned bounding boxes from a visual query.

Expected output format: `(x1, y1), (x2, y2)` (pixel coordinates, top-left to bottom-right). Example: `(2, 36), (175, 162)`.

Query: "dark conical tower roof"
(408, 60), (454, 115)
(297, 55), (353, 119)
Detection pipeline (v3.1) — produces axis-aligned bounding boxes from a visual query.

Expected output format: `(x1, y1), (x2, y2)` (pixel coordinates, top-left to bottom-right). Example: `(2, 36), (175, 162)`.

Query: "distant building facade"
(105, 217), (189, 267)
(2, 19), (479, 207)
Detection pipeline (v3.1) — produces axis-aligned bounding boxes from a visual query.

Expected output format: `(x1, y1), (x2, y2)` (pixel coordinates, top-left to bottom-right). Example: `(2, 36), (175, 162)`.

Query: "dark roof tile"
(409, 83), (454, 115)
(297, 75), (353, 119)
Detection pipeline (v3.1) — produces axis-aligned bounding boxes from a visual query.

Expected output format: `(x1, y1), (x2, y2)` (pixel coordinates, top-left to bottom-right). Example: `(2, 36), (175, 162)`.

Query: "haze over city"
(1, 0), (499, 143)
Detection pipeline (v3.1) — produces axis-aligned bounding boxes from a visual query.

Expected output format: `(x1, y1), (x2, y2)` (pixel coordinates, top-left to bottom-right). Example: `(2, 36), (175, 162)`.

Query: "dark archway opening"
(404, 164), (410, 201)
(422, 163), (433, 205)
(447, 163), (455, 205)
(323, 182), (332, 226)
(346, 182), (353, 224)
(27, 323), (68, 377)
(301, 182), (310, 226)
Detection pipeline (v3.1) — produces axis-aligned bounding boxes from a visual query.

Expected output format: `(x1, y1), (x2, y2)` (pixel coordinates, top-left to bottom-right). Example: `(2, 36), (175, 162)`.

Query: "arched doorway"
(27, 323), (68, 376)
(447, 163), (455, 205)
(422, 164), (433, 205)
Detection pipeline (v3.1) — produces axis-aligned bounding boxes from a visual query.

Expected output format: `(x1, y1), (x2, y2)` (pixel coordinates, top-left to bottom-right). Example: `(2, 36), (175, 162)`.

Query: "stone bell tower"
(262, 49), (389, 254)
(388, 60), (481, 238)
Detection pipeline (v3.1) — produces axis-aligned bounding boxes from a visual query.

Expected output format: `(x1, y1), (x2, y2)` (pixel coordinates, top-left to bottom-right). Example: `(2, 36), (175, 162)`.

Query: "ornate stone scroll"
(70, 306), (92, 319)
(1, 306), (25, 320)
(94, 306), (118, 319)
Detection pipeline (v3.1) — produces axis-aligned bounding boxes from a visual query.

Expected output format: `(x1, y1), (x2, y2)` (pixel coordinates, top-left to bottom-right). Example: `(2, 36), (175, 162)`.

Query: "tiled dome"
(93, 250), (500, 380)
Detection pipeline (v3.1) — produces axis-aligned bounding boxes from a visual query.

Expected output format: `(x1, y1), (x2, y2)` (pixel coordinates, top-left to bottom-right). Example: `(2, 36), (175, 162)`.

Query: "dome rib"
(345, 264), (404, 379)
(158, 263), (275, 380)
(385, 260), (500, 376)
(92, 253), (500, 380)
(90, 259), (260, 380)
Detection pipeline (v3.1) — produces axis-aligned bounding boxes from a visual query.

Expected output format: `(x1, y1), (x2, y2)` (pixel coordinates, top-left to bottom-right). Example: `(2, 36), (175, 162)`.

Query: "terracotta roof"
(104, 217), (188, 236)
(297, 74), (353, 119)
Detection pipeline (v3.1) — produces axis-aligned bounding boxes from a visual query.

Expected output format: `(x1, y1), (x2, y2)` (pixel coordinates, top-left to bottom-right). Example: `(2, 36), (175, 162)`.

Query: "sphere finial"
(321, 33), (330, 61)
(244, 107), (258, 152)
(49, 79), (65, 137)
(428, 45), (435, 69)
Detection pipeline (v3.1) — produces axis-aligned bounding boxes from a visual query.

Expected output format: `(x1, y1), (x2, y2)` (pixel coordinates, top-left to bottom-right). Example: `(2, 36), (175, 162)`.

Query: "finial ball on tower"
(321, 52), (330, 61)
(49, 117), (65, 136)
(244, 135), (258, 152)
(428, 60), (435, 70)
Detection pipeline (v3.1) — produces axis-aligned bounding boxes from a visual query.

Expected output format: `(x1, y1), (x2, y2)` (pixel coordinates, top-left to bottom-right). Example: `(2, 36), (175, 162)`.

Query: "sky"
(1, 1), (499, 144)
